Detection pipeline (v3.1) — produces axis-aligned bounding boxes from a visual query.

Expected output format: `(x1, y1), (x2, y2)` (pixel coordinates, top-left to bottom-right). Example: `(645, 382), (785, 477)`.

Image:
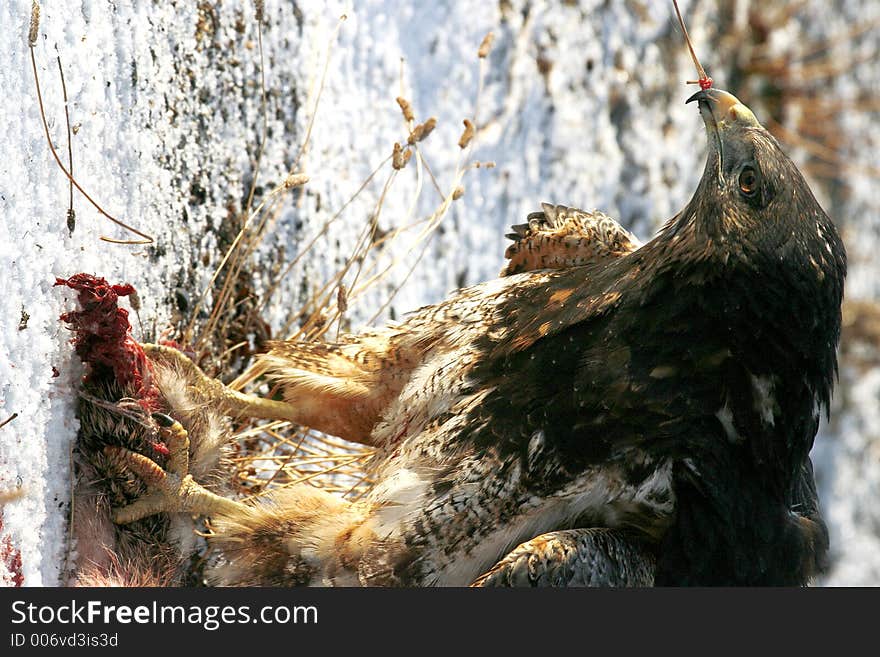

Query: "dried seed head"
(422, 117), (437, 138)
(284, 173), (309, 189)
(66, 208), (76, 235)
(337, 284), (348, 314)
(392, 142), (412, 170)
(408, 118), (437, 144)
(475, 160), (496, 169)
(29, 1), (40, 47)
(458, 118), (475, 149)
(255, 0), (265, 22)
(452, 186), (465, 200)
(478, 32), (494, 59)
(396, 96), (415, 123)
(129, 289), (142, 313)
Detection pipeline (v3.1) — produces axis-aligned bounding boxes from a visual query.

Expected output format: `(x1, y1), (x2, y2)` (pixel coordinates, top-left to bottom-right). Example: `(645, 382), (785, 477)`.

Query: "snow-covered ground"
(1, 0), (877, 586)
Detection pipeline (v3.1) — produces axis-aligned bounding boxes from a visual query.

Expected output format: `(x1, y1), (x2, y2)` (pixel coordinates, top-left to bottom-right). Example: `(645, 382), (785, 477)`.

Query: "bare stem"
(29, 43), (153, 243)
(672, 0), (710, 85)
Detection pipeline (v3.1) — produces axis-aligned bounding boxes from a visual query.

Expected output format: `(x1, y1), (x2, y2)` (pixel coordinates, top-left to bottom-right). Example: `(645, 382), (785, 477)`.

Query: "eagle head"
(666, 89), (846, 405)
(680, 88), (845, 281)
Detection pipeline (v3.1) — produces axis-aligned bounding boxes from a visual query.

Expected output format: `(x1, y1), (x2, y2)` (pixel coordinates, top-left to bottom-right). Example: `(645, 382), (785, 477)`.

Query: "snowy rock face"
(1, 0), (877, 585)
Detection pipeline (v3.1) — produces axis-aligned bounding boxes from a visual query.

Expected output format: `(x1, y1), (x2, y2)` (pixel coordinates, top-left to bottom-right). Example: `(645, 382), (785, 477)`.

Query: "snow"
(816, 369), (880, 585)
(1, 0), (878, 586)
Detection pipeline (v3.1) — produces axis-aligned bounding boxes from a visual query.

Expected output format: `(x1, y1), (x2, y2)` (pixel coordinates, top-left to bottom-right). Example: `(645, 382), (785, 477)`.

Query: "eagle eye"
(739, 166), (758, 197)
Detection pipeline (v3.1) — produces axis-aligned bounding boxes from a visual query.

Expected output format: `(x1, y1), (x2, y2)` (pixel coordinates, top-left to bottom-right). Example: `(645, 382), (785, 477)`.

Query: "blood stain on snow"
(0, 514), (24, 587)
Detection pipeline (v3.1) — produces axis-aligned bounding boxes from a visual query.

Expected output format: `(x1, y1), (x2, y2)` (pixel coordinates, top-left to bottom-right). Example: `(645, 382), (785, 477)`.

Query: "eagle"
(78, 87), (845, 586)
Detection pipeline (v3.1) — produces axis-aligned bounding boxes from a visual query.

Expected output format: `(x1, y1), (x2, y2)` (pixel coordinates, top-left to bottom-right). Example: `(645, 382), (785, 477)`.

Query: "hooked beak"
(687, 88), (760, 181)
(686, 88), (758, 130)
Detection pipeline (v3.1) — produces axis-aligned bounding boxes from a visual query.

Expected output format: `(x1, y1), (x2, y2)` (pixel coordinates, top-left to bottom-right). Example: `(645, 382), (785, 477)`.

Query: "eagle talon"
(106, 417), (247, 525)
(105, 441), (187, 524)
(151, 414), (190, 477)
(141, 342), (302, 424)
(151, 412), (176, 428)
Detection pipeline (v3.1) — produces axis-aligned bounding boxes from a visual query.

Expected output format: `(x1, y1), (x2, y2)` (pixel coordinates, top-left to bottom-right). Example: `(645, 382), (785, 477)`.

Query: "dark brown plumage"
(78, 87), (843, 587)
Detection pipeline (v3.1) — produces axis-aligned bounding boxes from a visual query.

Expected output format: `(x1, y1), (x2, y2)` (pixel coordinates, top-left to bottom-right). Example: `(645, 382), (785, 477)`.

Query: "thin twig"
(56, 55), (75, 235)
(0, 413), (19, 430)
(672, 0), (711, 87)
(29, 28), (153, 243)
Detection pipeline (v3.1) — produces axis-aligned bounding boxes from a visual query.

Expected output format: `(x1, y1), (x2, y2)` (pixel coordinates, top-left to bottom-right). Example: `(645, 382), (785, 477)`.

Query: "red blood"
(55, 274), (160, 411)
(153, 442), (170, 457)
(0, 515), (24, 588)
(699, 76), (713, 90)
(159, 339), (197, 361)
(0, 537), (23, 587)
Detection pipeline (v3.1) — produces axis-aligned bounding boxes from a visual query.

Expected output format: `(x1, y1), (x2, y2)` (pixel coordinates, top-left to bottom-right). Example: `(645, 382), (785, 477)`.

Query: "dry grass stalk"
(477, 31), (494, 58)
(223, 31), (496, 500)
(28, 2), (154, 244)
